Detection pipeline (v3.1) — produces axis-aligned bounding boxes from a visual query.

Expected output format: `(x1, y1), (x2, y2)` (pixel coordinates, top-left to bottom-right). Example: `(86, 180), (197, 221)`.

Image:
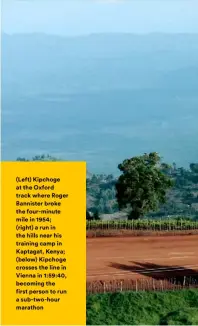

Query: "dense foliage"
(87, 161), (198, 219)
(87, 289), (198, 325)
(115, 152), (174, 219)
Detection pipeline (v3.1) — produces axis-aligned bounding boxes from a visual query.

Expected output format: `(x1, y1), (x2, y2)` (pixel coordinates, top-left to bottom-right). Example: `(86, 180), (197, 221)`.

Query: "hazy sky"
(2, 0), (198, 35)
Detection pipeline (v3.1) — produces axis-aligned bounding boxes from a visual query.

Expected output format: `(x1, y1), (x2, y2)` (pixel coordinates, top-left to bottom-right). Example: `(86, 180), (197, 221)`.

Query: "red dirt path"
(87, 235), (198, 282)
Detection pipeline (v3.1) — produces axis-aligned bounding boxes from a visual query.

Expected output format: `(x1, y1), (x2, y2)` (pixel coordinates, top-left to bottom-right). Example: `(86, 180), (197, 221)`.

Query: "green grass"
(86, 289), (198, 325)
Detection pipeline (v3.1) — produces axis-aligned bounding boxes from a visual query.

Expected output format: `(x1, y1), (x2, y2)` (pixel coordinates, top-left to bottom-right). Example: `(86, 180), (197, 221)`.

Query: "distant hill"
(2, 33), (198, 95)
(2, 33), (198, 173)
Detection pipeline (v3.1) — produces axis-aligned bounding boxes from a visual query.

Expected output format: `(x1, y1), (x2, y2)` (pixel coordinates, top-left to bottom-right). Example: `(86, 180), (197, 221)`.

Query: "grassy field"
(87, 289), (198, 325)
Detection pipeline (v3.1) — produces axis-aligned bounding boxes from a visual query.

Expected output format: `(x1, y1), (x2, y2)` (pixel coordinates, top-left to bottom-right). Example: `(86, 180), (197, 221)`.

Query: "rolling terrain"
(2, 33), (198, 173)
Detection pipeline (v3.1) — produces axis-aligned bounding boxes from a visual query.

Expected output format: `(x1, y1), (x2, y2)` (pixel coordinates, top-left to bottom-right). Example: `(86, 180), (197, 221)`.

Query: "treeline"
(16, 153), (198, 220)
(87, 160), (198, 219)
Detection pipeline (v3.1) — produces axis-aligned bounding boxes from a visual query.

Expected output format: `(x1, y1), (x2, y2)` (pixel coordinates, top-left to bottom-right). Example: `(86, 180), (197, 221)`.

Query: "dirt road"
(87, 235), (198, 281)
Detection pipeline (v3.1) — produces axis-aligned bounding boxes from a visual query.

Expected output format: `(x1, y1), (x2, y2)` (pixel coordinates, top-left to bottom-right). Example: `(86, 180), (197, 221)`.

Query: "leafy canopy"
(115, 152), (174, 219)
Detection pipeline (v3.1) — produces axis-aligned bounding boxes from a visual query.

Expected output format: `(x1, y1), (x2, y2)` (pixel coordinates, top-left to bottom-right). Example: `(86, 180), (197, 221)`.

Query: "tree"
(16, 154), (60, 162)
(86, 209), (100, 220)
(182, 191), (194, 206)
(86, 210), (92, 220)
(190, 163), (198, 174)
(115, 152), (174, 220)
(93, 210), (100, 220)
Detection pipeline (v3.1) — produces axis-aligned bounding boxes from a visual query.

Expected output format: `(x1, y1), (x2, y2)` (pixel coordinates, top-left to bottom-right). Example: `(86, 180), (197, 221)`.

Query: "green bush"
(86, 289), (198, 325)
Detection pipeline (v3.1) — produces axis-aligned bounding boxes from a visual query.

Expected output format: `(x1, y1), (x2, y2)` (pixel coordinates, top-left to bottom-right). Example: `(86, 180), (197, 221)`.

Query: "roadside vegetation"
(86, 218), (198, 230)
(87, 289), (198, 325)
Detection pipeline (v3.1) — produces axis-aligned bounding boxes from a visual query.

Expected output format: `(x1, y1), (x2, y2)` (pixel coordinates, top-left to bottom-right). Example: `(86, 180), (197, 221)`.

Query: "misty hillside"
(2, 33), (198, 94)
(2, 33), (198, 173)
